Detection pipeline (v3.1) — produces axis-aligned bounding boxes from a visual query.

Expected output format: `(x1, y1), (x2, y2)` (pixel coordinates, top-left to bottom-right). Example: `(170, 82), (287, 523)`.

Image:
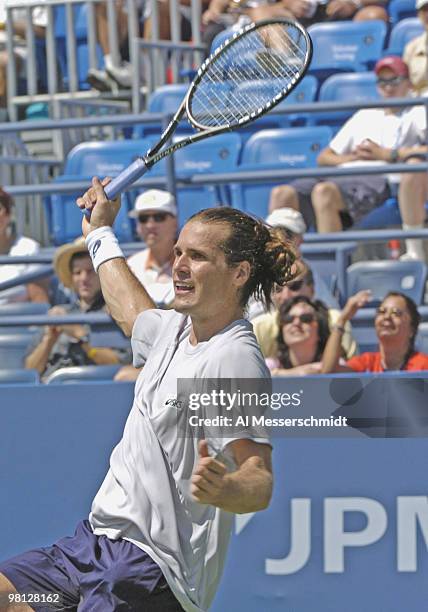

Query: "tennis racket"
(101, 18), (312, 202)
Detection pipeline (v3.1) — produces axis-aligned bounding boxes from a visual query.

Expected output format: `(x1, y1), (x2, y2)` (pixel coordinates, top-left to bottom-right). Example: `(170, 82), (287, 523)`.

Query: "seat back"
(317, 71), (380, 127)
(415, 323), (428, 354)
(0, 332), (40, 369)
(309, 21), (387, 74)
(347, 260), (428, 304)
(388, 0), (417, 25)
(386, 18), (424, 55)
(230, 126), (332, 218)
(0, 368), (39, 385)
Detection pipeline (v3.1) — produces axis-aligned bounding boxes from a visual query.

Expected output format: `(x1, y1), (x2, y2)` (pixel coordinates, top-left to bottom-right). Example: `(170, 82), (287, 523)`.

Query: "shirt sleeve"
(131, 308), (178, 367)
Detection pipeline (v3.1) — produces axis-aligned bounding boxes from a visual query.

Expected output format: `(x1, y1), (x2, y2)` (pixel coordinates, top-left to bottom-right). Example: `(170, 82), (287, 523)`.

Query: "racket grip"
(104, 157), (149, 200)
(83, 158), (149, 219)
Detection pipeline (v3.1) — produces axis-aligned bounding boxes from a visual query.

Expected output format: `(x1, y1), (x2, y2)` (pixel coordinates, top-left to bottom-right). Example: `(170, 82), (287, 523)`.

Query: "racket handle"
(104, 157), (149, 200)
(83, 158), (149, 219)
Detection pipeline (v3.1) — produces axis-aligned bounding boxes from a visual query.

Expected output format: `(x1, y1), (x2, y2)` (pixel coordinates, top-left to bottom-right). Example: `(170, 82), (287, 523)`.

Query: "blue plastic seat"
(45, 364), (121, 384)
(346, 260), (428, 304)
(233, 75), (318, 128)
(0, 368), (39, 385)
(230, 126), (332, 218)
(316, 72), (380, 127)
(0, 332), (40, 369)
(386, 18), (424, 55)
(46, 175), (134, 245)
(355, 197), (428, 230)
(388, 0), (417, 25)
(308, 21), (387, 79)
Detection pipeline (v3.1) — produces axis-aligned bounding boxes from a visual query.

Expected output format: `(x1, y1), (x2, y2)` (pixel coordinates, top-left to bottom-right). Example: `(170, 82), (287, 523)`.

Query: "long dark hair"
(276, 296), (330, 369)
(378, 292), (420, 366)
(188, 207), (299, 309)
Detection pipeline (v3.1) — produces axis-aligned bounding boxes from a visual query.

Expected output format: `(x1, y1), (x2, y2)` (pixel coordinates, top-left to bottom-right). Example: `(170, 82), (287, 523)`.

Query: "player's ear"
(234, 260), (251, 288)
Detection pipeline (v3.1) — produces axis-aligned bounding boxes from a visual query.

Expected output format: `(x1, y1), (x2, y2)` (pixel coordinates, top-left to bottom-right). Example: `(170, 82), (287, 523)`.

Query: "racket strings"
(189, 22), (309, 128)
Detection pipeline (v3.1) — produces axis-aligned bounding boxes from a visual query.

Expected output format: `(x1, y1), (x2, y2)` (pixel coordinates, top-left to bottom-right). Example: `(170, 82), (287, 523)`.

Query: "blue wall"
(0, 379), (427, 611)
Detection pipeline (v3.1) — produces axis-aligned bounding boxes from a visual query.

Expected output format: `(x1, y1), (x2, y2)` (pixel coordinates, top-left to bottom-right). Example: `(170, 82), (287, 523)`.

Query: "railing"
(5, 0), (205, 121)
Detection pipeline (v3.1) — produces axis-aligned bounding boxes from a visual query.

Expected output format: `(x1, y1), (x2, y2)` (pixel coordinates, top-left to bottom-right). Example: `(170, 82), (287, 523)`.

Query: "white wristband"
(85, 226), (125, 273)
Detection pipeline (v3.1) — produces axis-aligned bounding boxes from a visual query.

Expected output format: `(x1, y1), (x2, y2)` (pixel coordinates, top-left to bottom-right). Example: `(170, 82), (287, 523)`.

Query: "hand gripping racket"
(101, 18), (312, 202)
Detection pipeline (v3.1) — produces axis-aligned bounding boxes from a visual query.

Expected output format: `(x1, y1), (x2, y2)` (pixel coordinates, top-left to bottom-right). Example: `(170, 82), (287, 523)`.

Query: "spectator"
(253, 261), (356, 360)
(0, 1), (47, 111)
(25, 238), (129, 381)
(0, 187), (49, 304)
(266, 295), (331, 375)
(268, 57), (426, 259)
(403, 0), (428, 96)
(321, 290), (428, 372)
(202, 0), (388, 52)
(114, 189), (177, 382)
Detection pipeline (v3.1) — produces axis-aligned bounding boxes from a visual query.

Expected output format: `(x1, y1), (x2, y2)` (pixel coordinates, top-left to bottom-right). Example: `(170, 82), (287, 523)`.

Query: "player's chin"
(171, 295), (195, 314)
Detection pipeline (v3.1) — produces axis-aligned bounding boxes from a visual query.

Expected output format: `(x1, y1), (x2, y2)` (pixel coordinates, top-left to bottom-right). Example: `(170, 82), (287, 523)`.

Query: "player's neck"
(189, 306), (244, 344)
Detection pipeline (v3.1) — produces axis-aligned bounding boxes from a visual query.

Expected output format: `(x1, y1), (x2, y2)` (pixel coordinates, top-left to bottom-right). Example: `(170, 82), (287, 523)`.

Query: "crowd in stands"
(1, 1), (428, 383)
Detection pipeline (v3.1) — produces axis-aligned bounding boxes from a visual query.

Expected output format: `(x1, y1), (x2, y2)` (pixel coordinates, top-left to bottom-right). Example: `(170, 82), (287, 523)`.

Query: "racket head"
(186, 19), (313, 131)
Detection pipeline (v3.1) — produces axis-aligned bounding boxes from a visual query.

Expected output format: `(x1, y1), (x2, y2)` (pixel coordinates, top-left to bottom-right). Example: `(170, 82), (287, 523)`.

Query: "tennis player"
(0, 177), (298, 612)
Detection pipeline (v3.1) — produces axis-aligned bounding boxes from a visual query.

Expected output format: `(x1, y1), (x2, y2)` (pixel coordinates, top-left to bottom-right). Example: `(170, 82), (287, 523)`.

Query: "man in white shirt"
(269, 56), (427, 260)
(0, 179), (299, 611)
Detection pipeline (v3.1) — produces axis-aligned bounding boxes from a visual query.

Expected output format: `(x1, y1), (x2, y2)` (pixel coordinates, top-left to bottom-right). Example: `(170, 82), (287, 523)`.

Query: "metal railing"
(5, 0), (205, 121)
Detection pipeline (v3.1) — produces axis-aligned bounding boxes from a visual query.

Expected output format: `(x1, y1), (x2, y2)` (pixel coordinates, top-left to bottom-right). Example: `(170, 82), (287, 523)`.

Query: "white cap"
(128, 189), (177, 218)
(265, 207), (307, 235)
(416, 0), (428, 9)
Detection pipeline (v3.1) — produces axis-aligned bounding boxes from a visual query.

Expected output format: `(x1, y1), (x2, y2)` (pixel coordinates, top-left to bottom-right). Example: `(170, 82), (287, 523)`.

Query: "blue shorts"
(0, 520), (183, 612)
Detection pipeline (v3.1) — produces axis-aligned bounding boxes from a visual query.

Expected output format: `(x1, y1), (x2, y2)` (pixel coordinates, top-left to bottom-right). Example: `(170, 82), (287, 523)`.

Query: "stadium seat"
(355, 197), (428, 230)
(385, 18), (424, 56)
(230, 126), (332, 218)
(415, 323), (428, 354)
(134, 84), (194, 139)
(316, 72), (379, 127)
(45, 364), (121, 384)
(0, 369), (39, 385)
(0, 332), (39, 369)
(346, 260), (428, 304)
(388, 0), (417, 25)
(233, 75), (318, 128)
(308, 21), (387, 79)
(46, 175), (134, 245)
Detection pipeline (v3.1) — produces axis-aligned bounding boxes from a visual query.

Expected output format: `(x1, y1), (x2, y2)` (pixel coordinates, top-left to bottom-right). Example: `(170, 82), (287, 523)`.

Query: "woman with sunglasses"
(322, 290), (428, 373)
(267, 295), (331, 375)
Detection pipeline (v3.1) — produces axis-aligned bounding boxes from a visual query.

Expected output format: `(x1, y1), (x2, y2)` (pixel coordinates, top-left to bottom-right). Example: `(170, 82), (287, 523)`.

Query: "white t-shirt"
(90, 308), (271, 611)
(330, 107), (426, 183)
(127, 248), (174, 306)
(0, 235), (41, 304)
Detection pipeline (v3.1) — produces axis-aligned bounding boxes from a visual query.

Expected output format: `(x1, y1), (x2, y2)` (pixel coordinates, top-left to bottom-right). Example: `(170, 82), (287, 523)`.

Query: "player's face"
(136, 210), (177, 249)
(172, 221), (246, 319)
(71, 255), (101, 303)
(375, 295), (412, 346)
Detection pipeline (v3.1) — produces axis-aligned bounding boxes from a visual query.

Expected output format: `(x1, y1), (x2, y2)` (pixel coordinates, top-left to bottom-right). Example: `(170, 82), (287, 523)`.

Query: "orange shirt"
(346, 352), (428, 373)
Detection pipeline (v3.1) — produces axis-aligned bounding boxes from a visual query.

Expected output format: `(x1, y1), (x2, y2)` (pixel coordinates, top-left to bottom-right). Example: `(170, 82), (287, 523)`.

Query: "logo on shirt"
(92, 239), (101, 257)
(165, 396), (183, 410)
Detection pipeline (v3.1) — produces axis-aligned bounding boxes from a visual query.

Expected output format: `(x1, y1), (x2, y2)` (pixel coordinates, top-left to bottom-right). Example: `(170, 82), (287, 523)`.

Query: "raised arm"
(191, 438), (273, 514)
(76, 177), (156, 336)
(321, 289), (372, 373)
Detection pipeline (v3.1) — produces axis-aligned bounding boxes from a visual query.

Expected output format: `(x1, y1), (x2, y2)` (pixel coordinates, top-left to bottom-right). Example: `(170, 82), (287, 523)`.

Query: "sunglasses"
(376, 306), (406, 318)
(283, 312), (315, 325)
(273, 279), (305, 293)
(138, 212), (169, 224)
(376, 76), (406, 88)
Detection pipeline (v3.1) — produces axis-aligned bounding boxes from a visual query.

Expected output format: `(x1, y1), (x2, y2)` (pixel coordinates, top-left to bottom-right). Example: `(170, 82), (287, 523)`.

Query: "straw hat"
(53, 237), (88, 288)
